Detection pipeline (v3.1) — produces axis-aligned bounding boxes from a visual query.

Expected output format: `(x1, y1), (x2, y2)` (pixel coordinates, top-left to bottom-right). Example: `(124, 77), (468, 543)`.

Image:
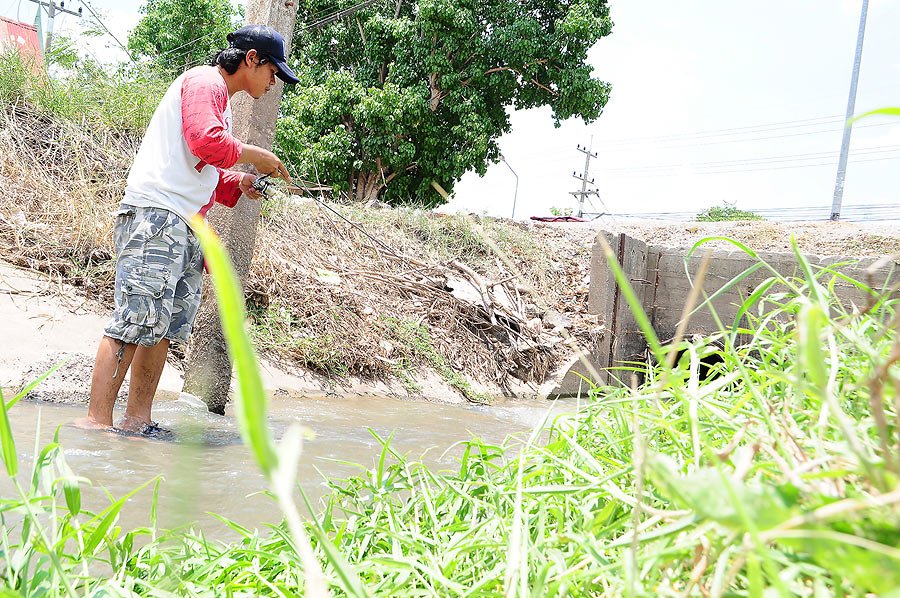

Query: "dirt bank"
(0, 261), (478, 406)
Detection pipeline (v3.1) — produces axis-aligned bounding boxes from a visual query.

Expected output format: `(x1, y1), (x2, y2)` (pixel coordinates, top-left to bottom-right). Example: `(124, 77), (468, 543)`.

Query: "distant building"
(0, 16), (44, 71)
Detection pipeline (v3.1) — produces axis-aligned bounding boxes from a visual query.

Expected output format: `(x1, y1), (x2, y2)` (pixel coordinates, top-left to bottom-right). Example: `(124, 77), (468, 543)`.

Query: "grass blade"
(190, 216), (278, 477)
(0, 387), (17, 477)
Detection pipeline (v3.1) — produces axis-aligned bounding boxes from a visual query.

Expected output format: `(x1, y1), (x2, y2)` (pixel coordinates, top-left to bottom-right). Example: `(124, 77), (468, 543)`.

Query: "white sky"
(4, 0), (899, 222)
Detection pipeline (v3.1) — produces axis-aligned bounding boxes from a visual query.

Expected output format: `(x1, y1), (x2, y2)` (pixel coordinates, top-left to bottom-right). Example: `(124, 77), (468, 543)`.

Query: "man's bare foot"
(73, 416), (114, 431)
(115, 414), (149, 433)
(114, 416), (175, 441)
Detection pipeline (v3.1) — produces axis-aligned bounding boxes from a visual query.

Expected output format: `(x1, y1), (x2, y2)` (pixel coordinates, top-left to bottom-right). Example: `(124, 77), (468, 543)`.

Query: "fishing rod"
(251, 173), (406, 259)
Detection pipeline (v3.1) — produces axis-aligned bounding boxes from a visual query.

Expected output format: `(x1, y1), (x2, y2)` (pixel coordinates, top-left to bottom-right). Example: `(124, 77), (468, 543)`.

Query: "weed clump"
(3, 246), (900, 594)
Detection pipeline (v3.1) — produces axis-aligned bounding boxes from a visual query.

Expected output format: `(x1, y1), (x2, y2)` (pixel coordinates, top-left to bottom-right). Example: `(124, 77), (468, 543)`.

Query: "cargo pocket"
(121, 265), (168, 327)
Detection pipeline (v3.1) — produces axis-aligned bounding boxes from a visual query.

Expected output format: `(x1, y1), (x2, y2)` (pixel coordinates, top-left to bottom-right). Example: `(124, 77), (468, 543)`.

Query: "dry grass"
(0, 105), (594, 399)
(0, 105), (137, 301)
(245, 197), (595, 396)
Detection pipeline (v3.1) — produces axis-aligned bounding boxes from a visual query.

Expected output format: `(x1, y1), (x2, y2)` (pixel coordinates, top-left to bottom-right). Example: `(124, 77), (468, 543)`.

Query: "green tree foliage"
(276, 0), (613, 206)
(127, 0), (242, 76)
(696, 204), (763, 222)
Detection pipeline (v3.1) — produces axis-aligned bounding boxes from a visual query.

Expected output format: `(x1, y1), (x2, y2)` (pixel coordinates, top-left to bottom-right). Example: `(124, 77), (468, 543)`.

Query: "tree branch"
(356, 17), (366, 46)
(482, 65), (557, 96)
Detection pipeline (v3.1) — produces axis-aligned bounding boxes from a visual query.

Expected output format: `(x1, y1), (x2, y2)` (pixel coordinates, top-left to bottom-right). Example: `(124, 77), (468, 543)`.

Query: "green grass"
(2, 229), (898, 595)
(0, 50), (165, 132)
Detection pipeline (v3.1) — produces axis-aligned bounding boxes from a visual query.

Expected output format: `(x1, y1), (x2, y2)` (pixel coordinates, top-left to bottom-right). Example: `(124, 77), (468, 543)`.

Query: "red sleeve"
(181, 68), (243, 170)
(198, 169), (244, 216)
(216, 169), (244, 207)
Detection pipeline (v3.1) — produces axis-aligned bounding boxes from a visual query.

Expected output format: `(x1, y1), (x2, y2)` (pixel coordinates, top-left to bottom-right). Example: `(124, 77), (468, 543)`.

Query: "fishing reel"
(251, 173), (273, 197)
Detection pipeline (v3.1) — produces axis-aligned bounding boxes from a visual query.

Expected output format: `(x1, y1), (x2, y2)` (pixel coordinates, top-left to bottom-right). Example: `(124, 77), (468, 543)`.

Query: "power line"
(602, 144), (900, 173)
(594, 121), (896, 152)
(177, 0), (386, 71)
(76, 0), (135, 62)
(606, 154), (900, 178)
(303, 0), (381, 29)
(533, 121), (900, 168)
(303, 1), (348, 24)
(595, 114), (845, 146)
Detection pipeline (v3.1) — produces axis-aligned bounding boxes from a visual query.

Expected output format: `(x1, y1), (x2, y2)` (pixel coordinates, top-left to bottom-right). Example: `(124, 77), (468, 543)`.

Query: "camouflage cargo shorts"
(104, 204), (203, 347)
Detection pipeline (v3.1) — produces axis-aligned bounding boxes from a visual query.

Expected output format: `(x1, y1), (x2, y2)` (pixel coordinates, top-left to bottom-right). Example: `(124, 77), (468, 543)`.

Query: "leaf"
(648, 454), (792, 531)
(798, 303), (828, 394)
(777, 531), (900, 594)
(84, 497), (128, 556)
(82, 479), (155, 557)
(848, 107), (900, 124)
(191, 216), (278, 478)
(0, 387), (17, 477)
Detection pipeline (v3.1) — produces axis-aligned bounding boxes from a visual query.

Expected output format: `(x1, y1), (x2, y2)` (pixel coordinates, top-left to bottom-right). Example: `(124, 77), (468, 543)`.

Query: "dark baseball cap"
(227, 25), (300, 84)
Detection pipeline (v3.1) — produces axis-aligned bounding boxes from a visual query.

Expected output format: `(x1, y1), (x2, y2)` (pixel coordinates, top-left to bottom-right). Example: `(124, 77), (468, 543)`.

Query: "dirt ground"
(547, 218), (900, 257)
(0, 260), (474, 407)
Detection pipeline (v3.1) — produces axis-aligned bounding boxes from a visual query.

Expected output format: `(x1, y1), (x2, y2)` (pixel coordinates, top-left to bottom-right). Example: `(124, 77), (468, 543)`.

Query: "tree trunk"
(183, 0), (300, 415)
(353, 171), (385, 203)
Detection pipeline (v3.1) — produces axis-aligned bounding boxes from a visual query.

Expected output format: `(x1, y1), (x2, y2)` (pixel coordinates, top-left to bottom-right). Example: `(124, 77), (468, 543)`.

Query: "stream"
(4, 394), (576, 537)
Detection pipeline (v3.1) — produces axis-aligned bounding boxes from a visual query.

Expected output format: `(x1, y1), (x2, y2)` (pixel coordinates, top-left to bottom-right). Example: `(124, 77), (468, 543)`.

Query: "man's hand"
(237, 144), (292, 182)
(239, 173), (264, 200)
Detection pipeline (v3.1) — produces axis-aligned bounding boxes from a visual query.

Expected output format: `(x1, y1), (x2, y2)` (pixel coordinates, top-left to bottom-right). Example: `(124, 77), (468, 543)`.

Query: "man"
(84, 25), (299, 437)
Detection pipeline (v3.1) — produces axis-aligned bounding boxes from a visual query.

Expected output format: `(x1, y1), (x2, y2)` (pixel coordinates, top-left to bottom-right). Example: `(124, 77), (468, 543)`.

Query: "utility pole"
(28, 0), (81, 54)
(831, 0), (869, 221)
(570, 143), (600, 218)
(500, 155), (519, 220)
(183, 0), (300, 415)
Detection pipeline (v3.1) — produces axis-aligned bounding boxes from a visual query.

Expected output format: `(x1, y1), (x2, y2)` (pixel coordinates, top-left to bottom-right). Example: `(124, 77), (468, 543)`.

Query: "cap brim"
(273, 59), (300, 84)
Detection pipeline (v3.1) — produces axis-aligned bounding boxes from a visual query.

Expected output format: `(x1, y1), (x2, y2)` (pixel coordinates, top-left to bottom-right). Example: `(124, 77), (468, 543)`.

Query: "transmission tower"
(570, 143), (606, 219)
(28, 0), (81, 54)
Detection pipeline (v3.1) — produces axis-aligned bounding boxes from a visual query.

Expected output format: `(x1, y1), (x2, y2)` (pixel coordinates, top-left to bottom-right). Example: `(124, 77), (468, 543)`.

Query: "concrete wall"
(551, 232), (899, 396)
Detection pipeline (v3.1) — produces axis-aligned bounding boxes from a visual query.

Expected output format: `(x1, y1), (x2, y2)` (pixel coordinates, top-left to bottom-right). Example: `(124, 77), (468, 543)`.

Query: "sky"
(3, 0), (899, 223)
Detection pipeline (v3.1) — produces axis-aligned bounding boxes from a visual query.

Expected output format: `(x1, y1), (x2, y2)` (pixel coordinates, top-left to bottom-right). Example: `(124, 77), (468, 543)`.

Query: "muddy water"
(5, 394), (574, 537)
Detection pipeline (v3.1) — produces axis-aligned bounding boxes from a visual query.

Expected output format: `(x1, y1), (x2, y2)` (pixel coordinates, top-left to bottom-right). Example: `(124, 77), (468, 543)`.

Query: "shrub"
(696, 203), (763, 222)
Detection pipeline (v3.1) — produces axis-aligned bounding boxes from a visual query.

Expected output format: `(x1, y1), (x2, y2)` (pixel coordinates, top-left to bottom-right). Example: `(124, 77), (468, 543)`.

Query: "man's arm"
(235, 145), (291, 181)
(198, 169), (265, 217)
(181, 69), (292, 180)
(181, 72), (243, 169)
(214, 169), (245, 208)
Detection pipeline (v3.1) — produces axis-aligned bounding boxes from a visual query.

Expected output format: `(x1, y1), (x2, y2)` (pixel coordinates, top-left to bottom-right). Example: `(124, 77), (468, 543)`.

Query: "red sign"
(0, 16), (44, 71)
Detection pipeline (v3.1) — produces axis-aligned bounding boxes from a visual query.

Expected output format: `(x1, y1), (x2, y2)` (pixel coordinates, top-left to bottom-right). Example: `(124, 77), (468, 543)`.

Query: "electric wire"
(593, 121), (896, 152)
(531, 119), (900, 167)
(177, 0), (386, 71)
(595, 114), (845, 146)
(601, 144), (900, 173)
(608, 154), (900, 178)
(77, 0), (136, 63)
(304, 0), (381, 29)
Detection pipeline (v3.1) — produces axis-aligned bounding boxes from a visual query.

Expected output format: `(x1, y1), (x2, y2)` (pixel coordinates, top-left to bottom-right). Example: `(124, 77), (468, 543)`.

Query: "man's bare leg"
(117, 339), (170, 431)
(86, 336), (138, 427)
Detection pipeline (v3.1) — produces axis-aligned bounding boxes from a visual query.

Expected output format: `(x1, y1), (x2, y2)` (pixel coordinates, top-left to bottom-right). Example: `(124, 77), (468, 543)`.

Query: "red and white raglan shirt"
(122, 66), (245, 223)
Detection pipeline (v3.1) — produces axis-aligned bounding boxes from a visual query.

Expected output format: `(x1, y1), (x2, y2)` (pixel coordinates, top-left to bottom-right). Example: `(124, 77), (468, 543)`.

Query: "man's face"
(245, 50), (279, 99)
